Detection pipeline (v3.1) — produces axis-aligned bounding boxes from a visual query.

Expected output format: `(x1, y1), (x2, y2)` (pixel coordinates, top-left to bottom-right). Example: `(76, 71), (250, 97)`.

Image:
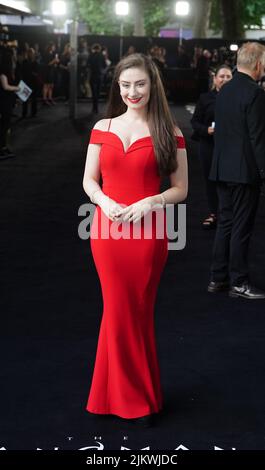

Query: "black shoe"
(229, 284), (265, 299)
(208, 280), (229, 293)
(0, 147), (15, 158)
(3, 147), (15, 156)
(0, 152), (11, 160)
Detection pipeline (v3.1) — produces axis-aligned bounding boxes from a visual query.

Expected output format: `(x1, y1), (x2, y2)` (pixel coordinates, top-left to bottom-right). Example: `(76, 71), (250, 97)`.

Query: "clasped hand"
(103, 197), (155, 223)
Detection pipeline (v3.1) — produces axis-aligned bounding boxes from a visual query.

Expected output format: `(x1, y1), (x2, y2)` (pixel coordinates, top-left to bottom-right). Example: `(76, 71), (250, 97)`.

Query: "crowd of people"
(0, 22), (264, 160)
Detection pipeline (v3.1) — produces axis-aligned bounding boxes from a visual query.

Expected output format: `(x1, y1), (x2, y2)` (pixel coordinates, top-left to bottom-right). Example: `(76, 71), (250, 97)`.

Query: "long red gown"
(86, 119), (185, 419)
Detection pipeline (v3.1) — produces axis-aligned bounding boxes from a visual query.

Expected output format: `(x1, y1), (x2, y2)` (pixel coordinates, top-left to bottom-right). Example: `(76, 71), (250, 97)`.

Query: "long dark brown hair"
(105, 53), (178, 177)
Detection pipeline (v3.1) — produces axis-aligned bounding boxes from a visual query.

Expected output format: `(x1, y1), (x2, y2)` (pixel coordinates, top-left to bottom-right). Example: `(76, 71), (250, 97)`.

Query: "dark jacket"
(21, 59), (39, 89)
(210, 71), (265, 184)
(191, 89), (217, 142)
(88, 52), (106, 80)
(0, 70), (18, 111)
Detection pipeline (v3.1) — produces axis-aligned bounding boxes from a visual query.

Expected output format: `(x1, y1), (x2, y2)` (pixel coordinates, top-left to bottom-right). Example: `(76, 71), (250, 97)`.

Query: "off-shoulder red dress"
(86, 119), (185, 419)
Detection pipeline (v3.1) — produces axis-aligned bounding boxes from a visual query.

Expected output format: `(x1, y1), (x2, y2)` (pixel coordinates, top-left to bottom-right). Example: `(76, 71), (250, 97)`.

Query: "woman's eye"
(122, 83), (145, 88)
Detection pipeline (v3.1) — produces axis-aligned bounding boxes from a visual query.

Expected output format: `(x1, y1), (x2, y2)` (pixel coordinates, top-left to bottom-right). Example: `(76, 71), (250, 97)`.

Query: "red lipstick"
(127, 97), (142, 103)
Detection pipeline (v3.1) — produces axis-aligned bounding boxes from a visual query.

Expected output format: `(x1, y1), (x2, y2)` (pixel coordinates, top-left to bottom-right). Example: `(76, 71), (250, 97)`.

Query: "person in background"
(87, 43), (106, 114)
(191, 45), (203, 69)
(21, 47), (39, 118)
(101, 46), (112, 93)
(210, 49), (219, 69)
(196, 49), (211, 95)
(78, 39), (90, 98)
(191, 65), (232, 229)
(42, 43), (59, 106)
(59, 43), (71, 103)
(159, 47), (167, 67)
(176, 45), (190, 68)
(125, 45), (136, 56)
(33, 42), (42, 64)
(102, 46), (112, 67)
(0, 48), (20, 159)
(208, 42), (265, 299)
(149, 45), (166, 74)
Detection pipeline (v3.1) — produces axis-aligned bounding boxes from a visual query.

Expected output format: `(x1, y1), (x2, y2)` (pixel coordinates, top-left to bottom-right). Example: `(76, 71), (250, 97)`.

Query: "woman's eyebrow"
(120, 79), (146, 83)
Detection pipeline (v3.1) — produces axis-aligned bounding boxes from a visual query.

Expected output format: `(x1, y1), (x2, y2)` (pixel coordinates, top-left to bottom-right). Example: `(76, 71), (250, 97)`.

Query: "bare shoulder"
(173, 126), (184, 137)
(93, 118), (111, 131)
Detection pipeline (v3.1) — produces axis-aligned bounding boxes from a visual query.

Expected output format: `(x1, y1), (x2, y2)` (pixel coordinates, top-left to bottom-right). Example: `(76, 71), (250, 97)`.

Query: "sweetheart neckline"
(92, 129), (152, 153)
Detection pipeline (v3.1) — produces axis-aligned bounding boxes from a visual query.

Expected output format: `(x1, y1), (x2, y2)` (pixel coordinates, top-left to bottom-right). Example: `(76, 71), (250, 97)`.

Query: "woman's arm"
(83, 136), (107, 206)
(150, 128), (188, 206)
(0, 74), (20, 92)
(83, 122), (124, 221)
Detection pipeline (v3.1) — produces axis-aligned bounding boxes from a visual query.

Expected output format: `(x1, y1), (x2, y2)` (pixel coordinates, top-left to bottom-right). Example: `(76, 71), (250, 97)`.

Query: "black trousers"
(0, 108), (12, 149)
(199, 140), (218, 214)
(22, 88), (37, 117)
(90, 76), (102, 112)
(210, 182), (260, 286)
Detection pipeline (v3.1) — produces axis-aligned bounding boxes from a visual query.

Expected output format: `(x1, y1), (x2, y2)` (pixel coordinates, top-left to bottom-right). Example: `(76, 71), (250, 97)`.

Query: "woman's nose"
(129, 86), (137, 93)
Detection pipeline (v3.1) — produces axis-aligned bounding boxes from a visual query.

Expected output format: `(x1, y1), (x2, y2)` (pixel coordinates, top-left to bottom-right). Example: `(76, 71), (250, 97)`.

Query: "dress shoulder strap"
(107, 118), (112, 131)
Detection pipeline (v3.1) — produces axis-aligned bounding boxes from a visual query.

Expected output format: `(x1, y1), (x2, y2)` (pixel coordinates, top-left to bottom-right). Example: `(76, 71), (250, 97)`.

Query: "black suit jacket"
(88, 52), (106, 80)
(191, 89), (217, 142)
(210, 71), (265, 184)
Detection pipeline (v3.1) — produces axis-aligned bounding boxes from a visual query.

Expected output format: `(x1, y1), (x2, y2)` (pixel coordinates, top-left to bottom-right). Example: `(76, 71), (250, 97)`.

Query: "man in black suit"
(88, 43), (106, 114)
(208, 42), (265, 299)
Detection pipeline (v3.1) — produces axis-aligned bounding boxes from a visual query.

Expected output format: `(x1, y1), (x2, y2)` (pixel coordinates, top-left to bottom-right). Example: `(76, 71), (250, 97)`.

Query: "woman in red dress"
(83, 53), (188, 426)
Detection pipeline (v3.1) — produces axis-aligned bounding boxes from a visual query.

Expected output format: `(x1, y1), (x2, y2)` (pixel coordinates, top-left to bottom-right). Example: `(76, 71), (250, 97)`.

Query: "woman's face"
(214, 67), (232, 91)
(118, 67), (151, 109)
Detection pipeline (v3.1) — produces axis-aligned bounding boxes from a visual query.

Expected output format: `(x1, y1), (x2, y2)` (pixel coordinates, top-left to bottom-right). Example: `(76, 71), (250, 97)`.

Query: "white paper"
(16, 80), (32, 102)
